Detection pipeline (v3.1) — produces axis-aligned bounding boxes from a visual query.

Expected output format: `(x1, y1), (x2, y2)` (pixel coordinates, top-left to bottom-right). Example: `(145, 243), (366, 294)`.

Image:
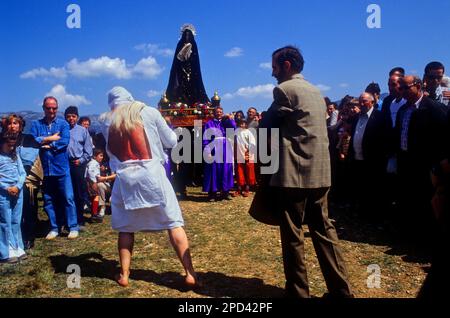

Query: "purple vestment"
(202, 117), (236, 193)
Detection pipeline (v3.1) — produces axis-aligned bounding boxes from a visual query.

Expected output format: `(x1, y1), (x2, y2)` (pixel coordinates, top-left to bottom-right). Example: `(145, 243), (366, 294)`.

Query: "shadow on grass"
(48, 253), (284, 298)
(330, 207), (432, 264)
(48, 253), (119, 284)
(131, 270), (285, 298)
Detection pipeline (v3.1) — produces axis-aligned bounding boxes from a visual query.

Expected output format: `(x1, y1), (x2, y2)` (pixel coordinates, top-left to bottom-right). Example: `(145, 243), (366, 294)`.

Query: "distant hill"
(0, 111), (103, 134)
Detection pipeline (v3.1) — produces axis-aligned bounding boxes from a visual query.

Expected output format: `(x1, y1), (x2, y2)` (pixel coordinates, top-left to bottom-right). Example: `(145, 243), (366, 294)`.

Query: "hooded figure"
(166, 24), (210, 106)
(99, 86), (199, 289)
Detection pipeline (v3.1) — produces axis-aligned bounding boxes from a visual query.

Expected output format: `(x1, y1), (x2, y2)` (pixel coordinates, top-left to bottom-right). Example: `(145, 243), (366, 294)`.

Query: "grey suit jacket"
(261, 74), (331, 189)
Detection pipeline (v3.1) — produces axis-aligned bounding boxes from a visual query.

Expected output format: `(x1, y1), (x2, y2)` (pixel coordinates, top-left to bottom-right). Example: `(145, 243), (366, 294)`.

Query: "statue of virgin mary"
(166, 24), (210, 106)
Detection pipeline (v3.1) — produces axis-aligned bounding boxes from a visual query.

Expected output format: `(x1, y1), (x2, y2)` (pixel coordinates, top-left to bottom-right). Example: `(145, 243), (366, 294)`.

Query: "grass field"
(0, 187), (429, 298)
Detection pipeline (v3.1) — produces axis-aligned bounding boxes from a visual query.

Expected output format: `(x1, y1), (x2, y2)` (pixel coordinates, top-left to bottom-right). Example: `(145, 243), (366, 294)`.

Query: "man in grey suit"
(260, 46), (353, 298)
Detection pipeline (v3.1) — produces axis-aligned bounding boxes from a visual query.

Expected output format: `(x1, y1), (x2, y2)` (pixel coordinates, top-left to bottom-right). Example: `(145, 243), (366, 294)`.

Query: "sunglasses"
(44, 107), (58, 111)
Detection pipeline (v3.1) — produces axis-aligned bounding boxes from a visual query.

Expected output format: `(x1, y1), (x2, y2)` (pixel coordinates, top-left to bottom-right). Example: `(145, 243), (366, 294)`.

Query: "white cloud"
(147, 90), (162, 98)
(133, 57), (164, 79)
(134, 43), (174, 57)
(20, 67), (67, 79)
(339, 83), (349, 88)
(45, 84), (91, 108)
(316, 84), (331, 92)
(259, 62), (272, 70)
(225, 47), (244, 58)
(223, 84), (275, 100)
(222, 93), (235, 100)
(21, 56), (164, 80)
(66, 57), (132, 79)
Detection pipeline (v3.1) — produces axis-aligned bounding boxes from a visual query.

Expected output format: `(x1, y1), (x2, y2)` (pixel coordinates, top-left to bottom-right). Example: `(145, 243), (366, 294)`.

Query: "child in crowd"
(85, 148), (116, 219)
(233, 120), (256, 197)
(0, 133), (26, 264)
(337, 122), (352, 161)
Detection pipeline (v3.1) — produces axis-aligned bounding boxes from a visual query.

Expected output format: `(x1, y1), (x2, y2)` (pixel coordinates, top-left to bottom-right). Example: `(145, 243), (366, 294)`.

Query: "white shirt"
(414, 93), (424, 109)
(85, 159), (101, 183)
(353, 107), (374, 161)
(389, 98), (407, 127)
(236, 128), (257, 163)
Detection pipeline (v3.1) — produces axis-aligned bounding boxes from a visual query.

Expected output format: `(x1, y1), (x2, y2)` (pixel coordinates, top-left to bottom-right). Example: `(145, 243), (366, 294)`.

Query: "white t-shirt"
(235, 128), (256, 163)
(86, 159), (101, 183)
(390, 98), (407, 127)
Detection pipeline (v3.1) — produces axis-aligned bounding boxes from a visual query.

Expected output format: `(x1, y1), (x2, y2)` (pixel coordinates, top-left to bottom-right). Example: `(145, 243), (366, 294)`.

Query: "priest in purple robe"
(202, 107), (236, 201)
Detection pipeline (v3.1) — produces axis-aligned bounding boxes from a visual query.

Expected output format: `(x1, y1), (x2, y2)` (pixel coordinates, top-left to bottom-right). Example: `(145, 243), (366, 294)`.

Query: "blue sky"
(0, 0), (449, 115)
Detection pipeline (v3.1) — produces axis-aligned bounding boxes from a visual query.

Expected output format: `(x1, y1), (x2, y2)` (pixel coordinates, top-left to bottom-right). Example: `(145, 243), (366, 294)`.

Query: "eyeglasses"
(44, 107), (58, 111)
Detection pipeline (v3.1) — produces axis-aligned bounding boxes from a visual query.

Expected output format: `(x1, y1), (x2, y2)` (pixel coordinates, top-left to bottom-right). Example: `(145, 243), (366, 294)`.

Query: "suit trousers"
(350, 160), (385, 220)
(69, 162), (89, 225)
(274, 187), (353, 298)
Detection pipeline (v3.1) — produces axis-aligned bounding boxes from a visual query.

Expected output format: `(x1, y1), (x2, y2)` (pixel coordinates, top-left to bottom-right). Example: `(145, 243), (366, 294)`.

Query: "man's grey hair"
(360, 92), (375, 102)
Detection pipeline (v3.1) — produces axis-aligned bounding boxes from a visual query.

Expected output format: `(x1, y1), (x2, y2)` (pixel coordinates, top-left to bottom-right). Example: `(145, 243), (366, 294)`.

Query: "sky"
(0, 0), (449, 115)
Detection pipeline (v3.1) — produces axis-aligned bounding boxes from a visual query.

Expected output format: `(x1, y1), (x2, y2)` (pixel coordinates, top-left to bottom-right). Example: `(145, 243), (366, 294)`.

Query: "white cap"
(107, 86), (134, 109)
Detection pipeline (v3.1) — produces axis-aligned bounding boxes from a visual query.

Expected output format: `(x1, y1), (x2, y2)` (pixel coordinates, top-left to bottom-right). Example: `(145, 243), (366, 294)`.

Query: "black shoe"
(222, 192), (233, 200)
(0, 257), (19, 264)
(91, 215), (104, 223)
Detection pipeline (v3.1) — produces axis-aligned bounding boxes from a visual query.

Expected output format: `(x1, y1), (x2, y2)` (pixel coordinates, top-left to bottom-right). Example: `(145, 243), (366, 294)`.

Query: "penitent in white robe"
(100, 106), (184, 232)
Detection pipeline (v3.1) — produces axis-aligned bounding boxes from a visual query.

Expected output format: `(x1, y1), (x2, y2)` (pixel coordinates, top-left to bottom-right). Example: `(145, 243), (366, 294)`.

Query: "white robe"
(100, 105), (184, 232)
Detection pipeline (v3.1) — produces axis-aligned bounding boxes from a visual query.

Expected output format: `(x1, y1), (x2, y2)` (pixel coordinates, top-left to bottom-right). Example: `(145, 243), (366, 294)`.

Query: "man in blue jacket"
(30, 97), (79, 240)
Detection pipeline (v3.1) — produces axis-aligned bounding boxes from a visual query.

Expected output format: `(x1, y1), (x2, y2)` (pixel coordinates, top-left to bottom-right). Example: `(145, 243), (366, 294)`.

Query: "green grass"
(0, 187), (428, 298)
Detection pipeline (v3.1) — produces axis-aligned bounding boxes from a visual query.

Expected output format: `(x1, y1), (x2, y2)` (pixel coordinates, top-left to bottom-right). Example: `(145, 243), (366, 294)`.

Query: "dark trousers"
(70, 163), (88, 225)
(173, 162), (190, 194)
(21, 166), (39, 244)
(350, 160), (385, 221)
(274, 187), (353, 298)
(21, 183), (38, 244)
(397, 152), (435, 245)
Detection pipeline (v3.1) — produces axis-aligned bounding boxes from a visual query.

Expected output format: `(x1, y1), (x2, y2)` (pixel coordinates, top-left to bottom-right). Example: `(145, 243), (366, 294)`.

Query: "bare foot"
(185, 274), (201, 289)
(115, 272), (130, 287)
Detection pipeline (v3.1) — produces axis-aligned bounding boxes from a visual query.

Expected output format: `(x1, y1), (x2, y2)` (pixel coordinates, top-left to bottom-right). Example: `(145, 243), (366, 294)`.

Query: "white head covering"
(108, 86), (134, 109)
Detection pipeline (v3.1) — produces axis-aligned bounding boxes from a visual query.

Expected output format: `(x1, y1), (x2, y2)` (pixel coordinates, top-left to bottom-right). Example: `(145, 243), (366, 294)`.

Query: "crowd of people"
(0, 46), (448, 298)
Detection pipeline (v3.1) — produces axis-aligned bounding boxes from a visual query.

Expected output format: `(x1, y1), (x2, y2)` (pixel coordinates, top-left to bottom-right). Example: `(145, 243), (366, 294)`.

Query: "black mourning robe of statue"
(166, 29), (210, 106)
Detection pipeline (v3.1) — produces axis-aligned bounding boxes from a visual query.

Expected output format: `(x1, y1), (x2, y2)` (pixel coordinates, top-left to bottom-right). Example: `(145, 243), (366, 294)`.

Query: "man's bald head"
(400, 75), (423, 103)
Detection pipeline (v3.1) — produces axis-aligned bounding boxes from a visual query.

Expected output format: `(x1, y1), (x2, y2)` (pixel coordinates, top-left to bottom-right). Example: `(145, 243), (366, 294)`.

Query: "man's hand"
(41, 145), (51, 149)
(72, 159), (81, 166)
(45, 132), (61, 143)
(7, 186), (19, 197)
